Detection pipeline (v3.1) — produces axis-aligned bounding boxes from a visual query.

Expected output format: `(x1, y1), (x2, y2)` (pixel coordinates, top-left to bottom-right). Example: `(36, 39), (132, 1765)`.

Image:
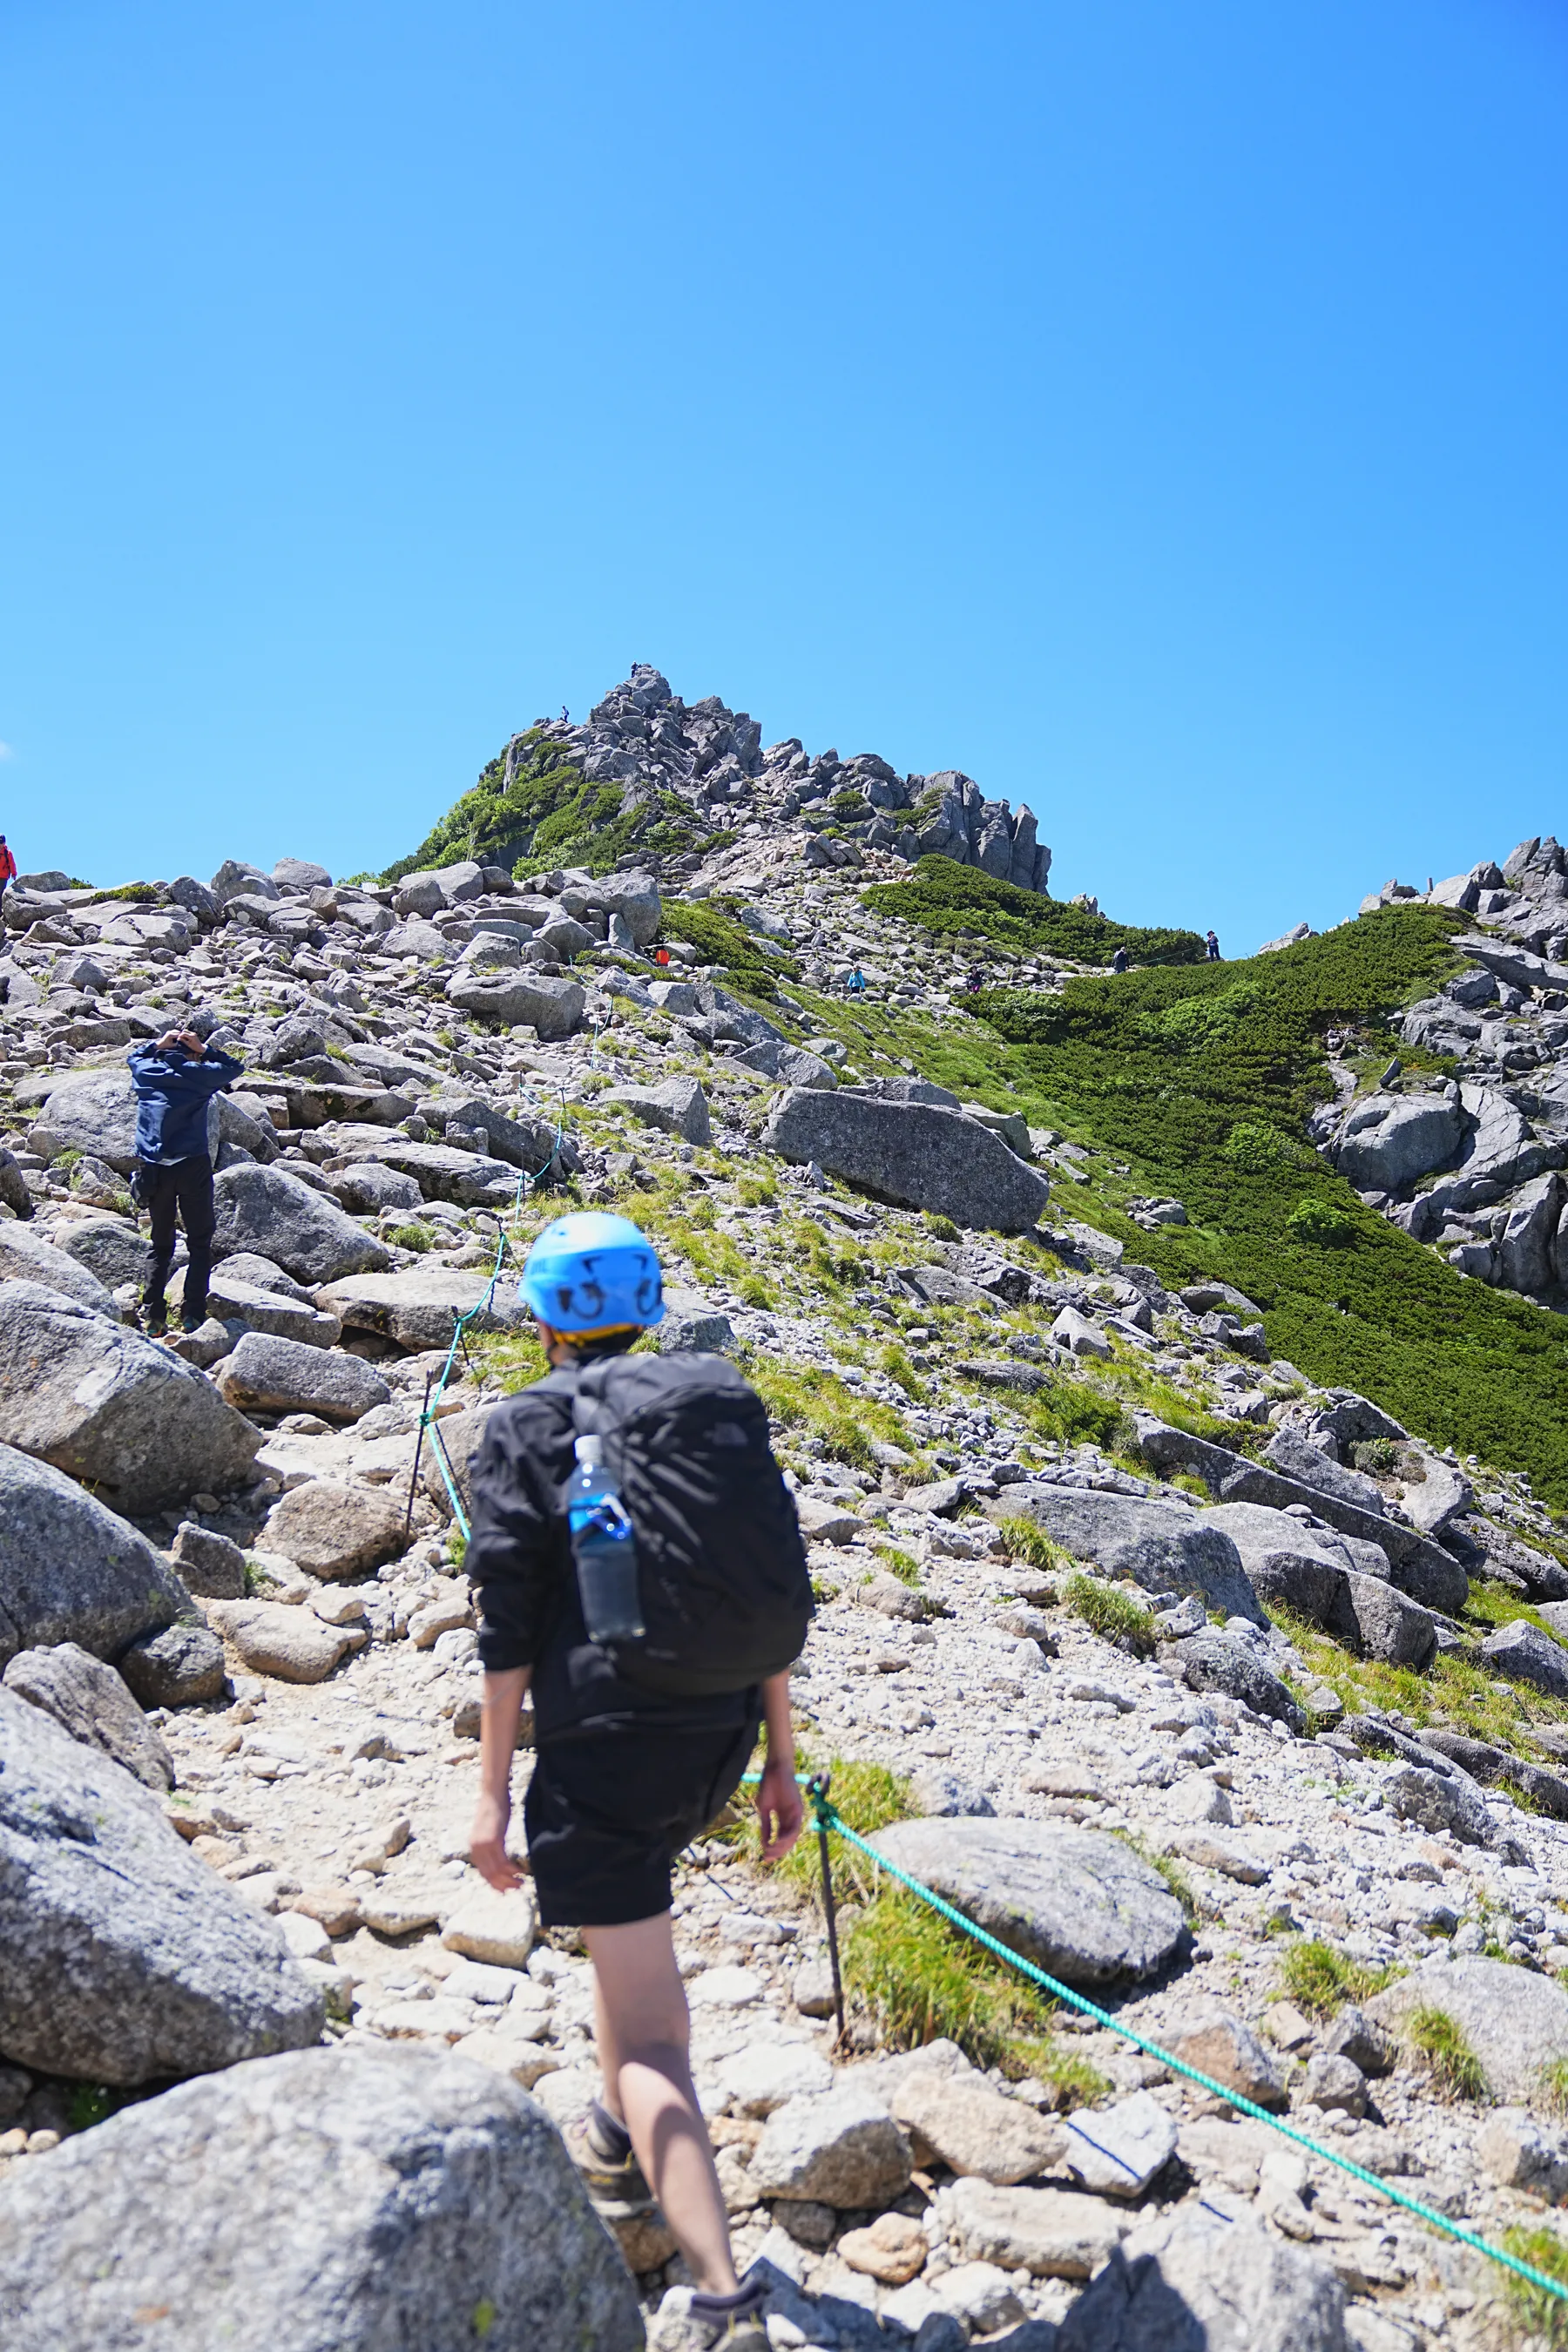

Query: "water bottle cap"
(574, 1435), (602, 1467)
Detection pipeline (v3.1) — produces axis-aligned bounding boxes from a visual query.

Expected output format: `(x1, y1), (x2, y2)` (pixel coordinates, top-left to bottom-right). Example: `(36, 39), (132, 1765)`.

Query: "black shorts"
(524, 1718), (760, 1929)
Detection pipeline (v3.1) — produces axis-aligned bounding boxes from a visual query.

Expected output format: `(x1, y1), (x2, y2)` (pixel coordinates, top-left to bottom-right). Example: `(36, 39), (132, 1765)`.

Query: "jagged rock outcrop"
(405, 664), (1053, 895)
(1320, 838), (1568, 1315)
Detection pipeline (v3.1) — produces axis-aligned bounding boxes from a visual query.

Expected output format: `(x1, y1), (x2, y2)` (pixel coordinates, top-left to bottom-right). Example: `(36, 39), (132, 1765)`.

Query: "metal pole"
(808, 1772), (847, 2049)
(404, 1372), (434, 1539)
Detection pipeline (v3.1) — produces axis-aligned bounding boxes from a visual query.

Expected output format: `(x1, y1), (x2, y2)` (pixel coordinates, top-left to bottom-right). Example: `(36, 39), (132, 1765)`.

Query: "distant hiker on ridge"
(127, 1027), (244, 1338)
(1205, 929), (1221, 961)
(1112, 946), (1130, 973)
(0, 838), (16, 904)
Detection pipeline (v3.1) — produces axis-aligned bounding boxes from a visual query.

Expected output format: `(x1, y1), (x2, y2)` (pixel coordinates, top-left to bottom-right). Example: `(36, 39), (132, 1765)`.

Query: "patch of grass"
(737, 1175), (777, 1206)
(1117, 1831), (1199, 1923)
(740, 1355), (916, 1470)
(98, 881), (161, 902)
(1402, 2004), (1488, 2101)
(1064, 1570), (1156, 1656)
(862, 855), (1205, 967)
(658, 900), (799, 998)
(1540, 2057), (1568, 2117)
(872, 1541), (922, 1587)
(1265, 1597), (1568, 1754)
(472, 1327), (549, 1395)
(877, 1342), (926, 1399)
(1276, 1937), (1396, 2018)
(997, 1517), (1071, 1575)
(1497, 2226), (1568, 2344)
(389, 1223), (435, 1254)
(841, 1884), (1105, 2105)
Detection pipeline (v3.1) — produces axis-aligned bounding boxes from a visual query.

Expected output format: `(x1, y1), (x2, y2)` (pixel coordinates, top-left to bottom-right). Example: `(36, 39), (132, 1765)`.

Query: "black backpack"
(561, 1351), (814, 1698)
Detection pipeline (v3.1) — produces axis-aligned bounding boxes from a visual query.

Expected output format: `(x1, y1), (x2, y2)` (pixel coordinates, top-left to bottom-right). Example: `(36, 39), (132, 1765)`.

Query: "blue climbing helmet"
(519, 1211), (665, 1339)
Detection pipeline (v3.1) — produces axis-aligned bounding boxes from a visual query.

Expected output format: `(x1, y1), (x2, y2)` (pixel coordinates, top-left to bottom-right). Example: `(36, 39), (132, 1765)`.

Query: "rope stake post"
(807, 1773), (847, 2048)
(741, 1774), (1568, 2316)
(403, 1372), (435, 1538)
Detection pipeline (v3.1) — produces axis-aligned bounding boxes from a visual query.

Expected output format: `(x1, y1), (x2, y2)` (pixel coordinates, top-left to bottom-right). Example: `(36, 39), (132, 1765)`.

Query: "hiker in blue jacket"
(127, 1029), (244, 1336)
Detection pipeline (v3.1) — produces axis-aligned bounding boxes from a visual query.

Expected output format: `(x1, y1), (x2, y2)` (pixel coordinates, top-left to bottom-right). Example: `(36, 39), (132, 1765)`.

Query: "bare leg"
(584, 1913), (738, 2296)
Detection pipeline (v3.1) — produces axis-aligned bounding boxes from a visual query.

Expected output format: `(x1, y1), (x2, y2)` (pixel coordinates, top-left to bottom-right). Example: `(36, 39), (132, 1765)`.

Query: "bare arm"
(755, 1669), (803, 1862)
(470, 1665), (531, 1890)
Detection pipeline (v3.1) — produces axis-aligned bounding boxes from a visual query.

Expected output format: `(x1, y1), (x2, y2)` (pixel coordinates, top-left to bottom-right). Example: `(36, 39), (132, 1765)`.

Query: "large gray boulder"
(1335, 1091), (1461, 1192)
(866, 1820), (1186, 1986)
(216, 1332), (390, 1423)
(445, 970), (586, 1038)
(1200, 1503), (1435, 1666)
(1369, 1957), (1568, 2104)
(0, 1445), (190, 1671)
(0, 1689), (323, 2084)
(317, 1266), (531, 1351)
(2, 1642), (173, 1792)
(1057, 2208), (1347, 2351)
(325, 1136), (517, 1208)
(764, 1089), (1051, 1232)
(1261, 1425), (1388, 1517)
(58, 1213), (166, 1292)
(0, 1223), (116, 1311)
(1482, 1619), (1568, 1699)
(213, 1164), (393, 1284)
(0, 1282), (261, 1513)
(985, 1487), (1265, 1625)
(1135, 1416), (1468, 1613)
(604, 1077), (712, 1146)
(0, 2044), (643, 2352)
(412, 1093), (568, 1174)
(1168, 1632), (1304, 1730)
(598, 868), (662, 945)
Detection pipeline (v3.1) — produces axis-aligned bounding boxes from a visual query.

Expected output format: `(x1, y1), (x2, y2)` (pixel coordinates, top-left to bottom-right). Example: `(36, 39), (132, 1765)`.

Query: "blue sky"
(2, 1), (1564, 949)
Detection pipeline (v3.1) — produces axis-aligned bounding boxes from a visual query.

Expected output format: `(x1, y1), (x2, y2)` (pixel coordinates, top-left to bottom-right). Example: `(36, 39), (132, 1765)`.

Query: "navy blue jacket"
(126, 1044), (245, 1163)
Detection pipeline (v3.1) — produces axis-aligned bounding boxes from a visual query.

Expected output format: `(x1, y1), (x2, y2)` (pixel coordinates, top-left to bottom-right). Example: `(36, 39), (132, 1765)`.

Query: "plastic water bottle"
(566, 1435), (645, 1643)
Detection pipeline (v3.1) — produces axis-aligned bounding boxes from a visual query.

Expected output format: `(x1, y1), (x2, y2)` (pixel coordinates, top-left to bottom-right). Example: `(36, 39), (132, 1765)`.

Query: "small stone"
(1168, 1828), (1270, 1884)
(838, 2209), (927, 2286)
(261, 1482), (409, 1581)
(1167, 2005), (1288, 2109)
(891, 2069), (1064, 2185)
(205, 1599), (357, 1686)
(942, 2177), (1130, 2276)
(790, 1959), (839, 2019)
(1299, 2053), (1368, 2118)
(170, 1521), (247, 1600)
(1170, 1774), (1233, 1826)
(1059, 2092), (1179, 2198)
(440, 1882), (538, 1969)
(686, 1965), (765, 2009)
(933, 2259), (1027, 2334)
(1262, 2001), (1315, 2052)
(748, 2085), (913, 2209)
(717, 2043), (835, 2118)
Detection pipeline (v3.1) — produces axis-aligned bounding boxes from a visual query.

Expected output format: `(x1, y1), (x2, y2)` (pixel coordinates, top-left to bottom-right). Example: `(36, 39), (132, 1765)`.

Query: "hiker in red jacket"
(0, 840), (16, 904)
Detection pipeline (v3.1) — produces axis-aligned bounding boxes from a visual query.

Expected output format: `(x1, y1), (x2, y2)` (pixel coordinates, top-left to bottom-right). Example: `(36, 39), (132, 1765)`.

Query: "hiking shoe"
(564, 2105), (650, 2205)
(180, 1314), (207, 1335)
(679, 2282), (769, 2351)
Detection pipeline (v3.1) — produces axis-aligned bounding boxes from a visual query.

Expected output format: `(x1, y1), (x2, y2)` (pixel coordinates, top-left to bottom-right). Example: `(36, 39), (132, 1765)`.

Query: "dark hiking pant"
(140, 1153), (215, 1327)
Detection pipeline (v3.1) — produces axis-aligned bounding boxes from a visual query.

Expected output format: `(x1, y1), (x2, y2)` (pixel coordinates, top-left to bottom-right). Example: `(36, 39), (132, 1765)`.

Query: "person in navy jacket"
(126, 1029), (244, 1336)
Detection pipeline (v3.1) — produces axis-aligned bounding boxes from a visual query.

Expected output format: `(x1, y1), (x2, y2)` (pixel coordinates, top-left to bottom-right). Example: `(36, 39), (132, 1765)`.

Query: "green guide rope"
(736, 1772), (1568, 2312)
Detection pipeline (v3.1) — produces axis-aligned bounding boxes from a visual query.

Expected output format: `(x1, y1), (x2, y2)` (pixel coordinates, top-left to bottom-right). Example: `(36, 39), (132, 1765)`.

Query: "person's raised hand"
(756, 1754), (804, 1862)
(470, 1789), (525, 1891)
(157, 1029), (188, 1051)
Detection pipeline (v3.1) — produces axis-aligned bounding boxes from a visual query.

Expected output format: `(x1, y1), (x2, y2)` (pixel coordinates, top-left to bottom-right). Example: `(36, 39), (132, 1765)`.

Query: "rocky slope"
(4, 679), (1568, 2345)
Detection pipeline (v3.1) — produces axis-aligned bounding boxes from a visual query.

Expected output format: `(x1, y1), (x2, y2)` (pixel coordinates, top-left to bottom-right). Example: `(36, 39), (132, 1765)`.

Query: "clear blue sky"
(3, 2), (1564, 949)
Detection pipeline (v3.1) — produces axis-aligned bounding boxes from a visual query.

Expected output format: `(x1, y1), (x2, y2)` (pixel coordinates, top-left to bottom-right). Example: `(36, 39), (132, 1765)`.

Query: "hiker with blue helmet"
(467, 1210), (811, 2352)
